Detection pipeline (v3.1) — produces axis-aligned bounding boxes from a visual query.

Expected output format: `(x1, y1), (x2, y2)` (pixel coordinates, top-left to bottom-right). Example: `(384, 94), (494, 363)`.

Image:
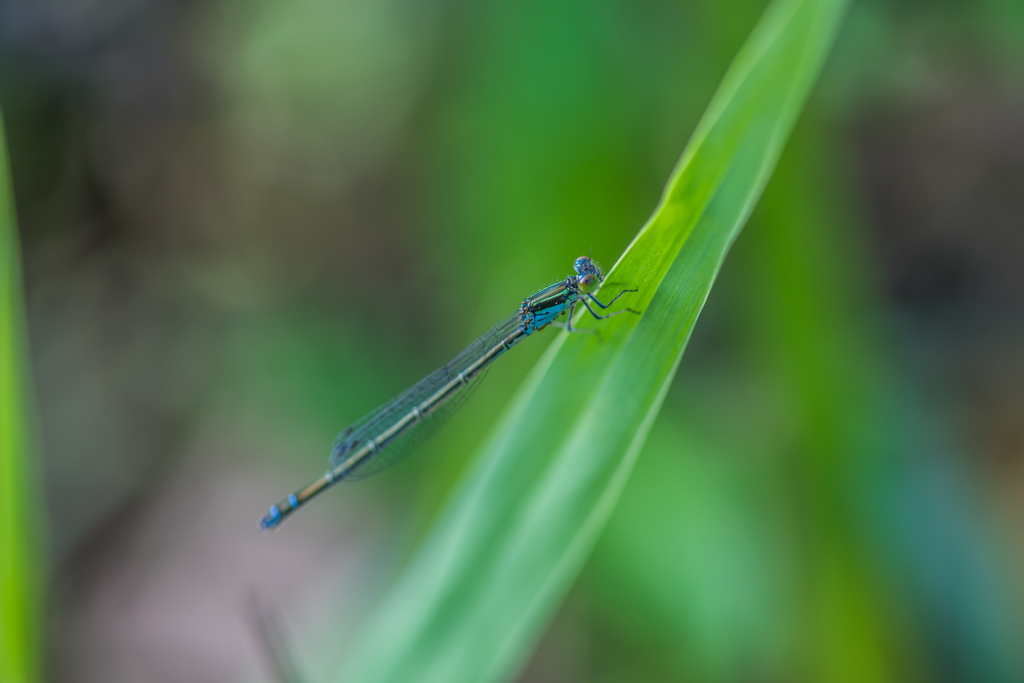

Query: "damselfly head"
(577, 273), (600, 292)
(573, 256), (603, 281)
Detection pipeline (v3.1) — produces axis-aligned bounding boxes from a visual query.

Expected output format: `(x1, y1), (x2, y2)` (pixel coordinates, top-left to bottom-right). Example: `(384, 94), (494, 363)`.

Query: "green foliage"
(0, 112), (44, 683)
(336, 1), (850, 682)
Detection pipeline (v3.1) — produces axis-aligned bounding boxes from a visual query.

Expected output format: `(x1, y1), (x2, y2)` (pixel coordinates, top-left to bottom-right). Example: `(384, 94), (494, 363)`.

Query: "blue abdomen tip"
(259, 505), (281, 531)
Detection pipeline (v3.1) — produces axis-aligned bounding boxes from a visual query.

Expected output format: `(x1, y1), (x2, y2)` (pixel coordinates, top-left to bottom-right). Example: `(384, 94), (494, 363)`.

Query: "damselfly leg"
(586, 287), (638, 309)
(579, 295), (640, 321)
(552, 301), (600, 336)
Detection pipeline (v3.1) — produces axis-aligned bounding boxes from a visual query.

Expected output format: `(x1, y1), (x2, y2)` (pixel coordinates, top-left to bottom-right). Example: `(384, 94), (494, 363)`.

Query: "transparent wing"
(328, 312), (523, 478)
(338, 367), (489, 480)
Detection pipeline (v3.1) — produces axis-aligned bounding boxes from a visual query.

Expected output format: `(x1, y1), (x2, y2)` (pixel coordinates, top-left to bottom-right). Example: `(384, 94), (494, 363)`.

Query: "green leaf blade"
(339, 1), (850, 681)
(0, 111), (45, 683)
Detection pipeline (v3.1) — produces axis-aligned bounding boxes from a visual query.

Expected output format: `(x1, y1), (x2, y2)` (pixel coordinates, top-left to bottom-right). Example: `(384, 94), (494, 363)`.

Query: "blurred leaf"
(337, 1), (849, 682)
(745, 107), (1024, 682)
(221, 0), (431, 163)
(590, 415), (795, 681)
(0, 112), (44, 682)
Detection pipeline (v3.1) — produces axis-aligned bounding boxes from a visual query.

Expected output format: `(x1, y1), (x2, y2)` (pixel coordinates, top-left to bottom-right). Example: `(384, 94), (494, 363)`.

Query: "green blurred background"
(2, 0), (1023, 680)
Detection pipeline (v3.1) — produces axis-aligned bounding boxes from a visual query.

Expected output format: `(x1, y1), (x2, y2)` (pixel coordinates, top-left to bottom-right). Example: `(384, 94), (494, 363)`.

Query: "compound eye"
(574, 256), (592, 275)
(578, 273), (599, 291)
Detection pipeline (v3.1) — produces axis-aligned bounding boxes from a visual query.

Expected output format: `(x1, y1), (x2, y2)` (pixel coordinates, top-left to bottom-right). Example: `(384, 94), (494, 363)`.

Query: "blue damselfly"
(260, 255), (637, 529)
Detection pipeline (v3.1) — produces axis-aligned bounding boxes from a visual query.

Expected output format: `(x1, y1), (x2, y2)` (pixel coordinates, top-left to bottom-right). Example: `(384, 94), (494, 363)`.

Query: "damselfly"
(260, 255), (638, 529)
